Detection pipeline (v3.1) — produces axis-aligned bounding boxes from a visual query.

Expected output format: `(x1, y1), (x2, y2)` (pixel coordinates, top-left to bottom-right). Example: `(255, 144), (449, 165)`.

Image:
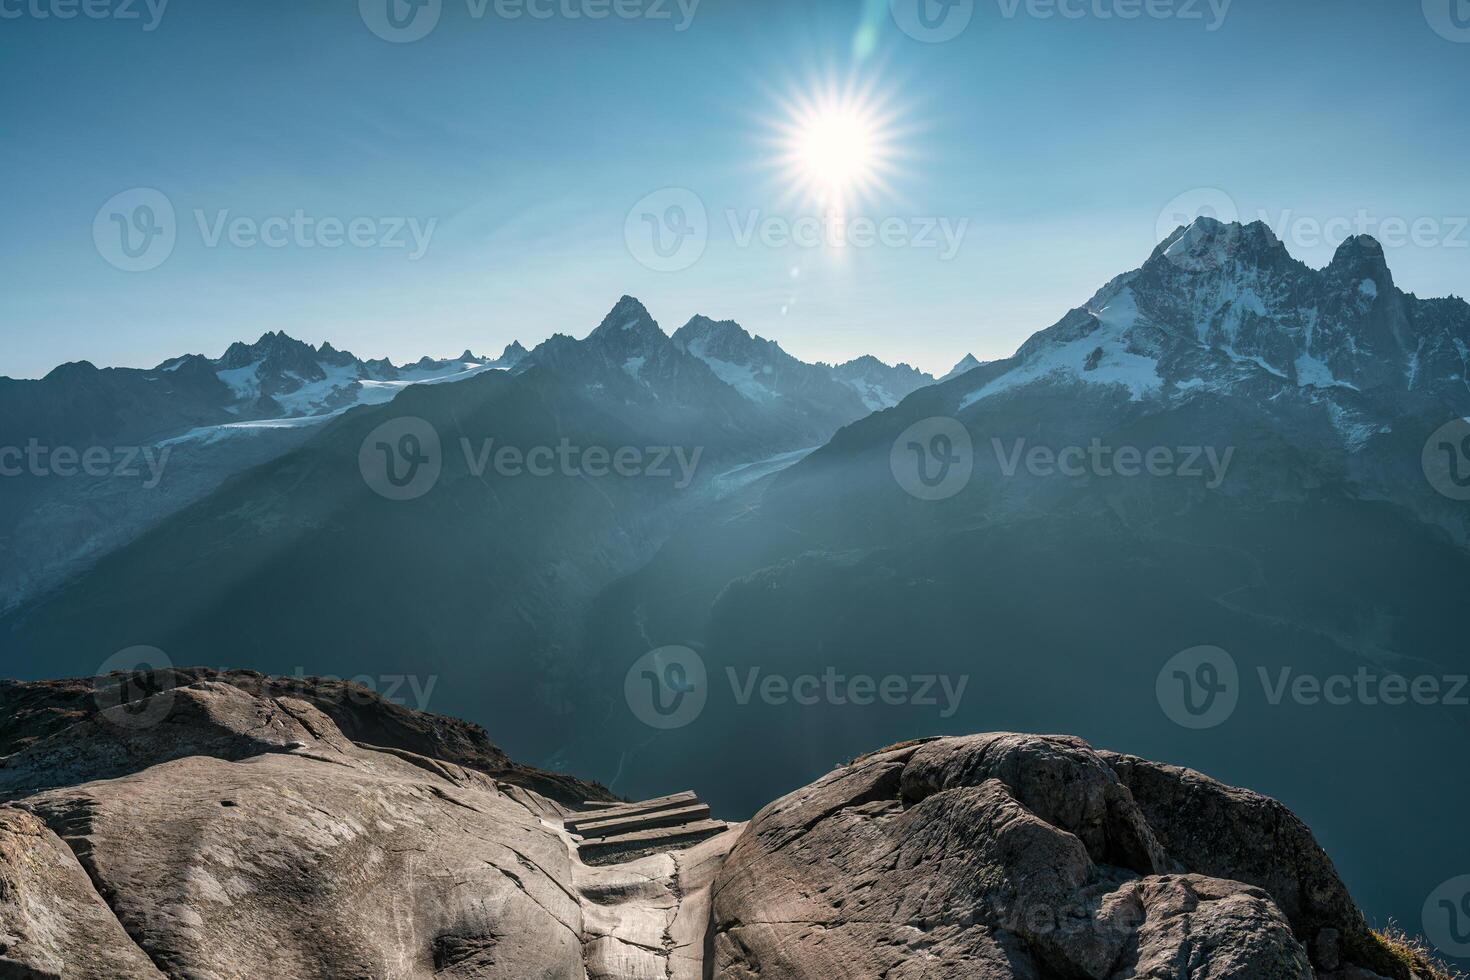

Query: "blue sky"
(2, 0), (1467, 379)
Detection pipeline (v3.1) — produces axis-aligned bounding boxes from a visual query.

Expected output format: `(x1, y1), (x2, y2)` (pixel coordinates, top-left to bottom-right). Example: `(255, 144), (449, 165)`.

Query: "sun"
(795, 107), (877, 198)
(769, 77), (905, 214)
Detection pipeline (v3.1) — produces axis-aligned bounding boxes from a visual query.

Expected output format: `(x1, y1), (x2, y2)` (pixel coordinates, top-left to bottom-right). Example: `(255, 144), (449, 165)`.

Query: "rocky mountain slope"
(556, 222), (1470, 948)
(0, 305), (928, 615)
(0, 334), (526, 612)
(0, 672), (1446, 979)
(0, 298), (939, 763)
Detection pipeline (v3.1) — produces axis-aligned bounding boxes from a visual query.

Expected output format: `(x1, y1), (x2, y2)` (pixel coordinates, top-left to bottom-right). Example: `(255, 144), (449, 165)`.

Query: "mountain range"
(3, 219), (1468, 960)
(0, 308), (936, 613)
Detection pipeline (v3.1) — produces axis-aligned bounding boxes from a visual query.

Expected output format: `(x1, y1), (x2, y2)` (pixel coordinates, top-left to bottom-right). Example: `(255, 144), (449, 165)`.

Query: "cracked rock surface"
(0, 676), (1419, 979)
(710, 734), (1394, 980)
(1, 679), (587, 978)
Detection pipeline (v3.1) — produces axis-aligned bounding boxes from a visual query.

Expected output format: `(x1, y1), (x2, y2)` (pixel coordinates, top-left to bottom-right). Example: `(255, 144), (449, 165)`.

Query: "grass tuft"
(1348, 925), (1463, 980)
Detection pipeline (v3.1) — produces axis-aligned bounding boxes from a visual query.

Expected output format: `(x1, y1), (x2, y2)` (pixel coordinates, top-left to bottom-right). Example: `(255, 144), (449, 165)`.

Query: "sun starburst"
(767, 74), (910, 217)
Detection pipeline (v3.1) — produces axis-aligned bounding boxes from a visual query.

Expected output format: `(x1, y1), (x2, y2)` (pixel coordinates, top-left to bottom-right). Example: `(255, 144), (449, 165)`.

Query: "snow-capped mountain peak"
(1151, 216), (1297, 275)
(832, 355), (935, 411)
(958, 219), (1470, 453)
(589, 296), (666, 346)
(941, 354), (982, 382)
(671, 315), (797, 403)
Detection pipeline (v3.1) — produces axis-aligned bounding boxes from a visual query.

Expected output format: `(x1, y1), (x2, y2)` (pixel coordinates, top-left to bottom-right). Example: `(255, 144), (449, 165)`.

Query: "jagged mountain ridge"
(554, 222), (1470, 954)
(0, 302), (931, 613)
(0, 335), (527, 613)
(953, 219), (1470, 445)
(0, 296), (946, 764)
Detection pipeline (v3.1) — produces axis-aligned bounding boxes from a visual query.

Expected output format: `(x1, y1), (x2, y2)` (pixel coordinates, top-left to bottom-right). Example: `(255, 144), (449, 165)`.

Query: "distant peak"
(1330, 233), (1387, 265)
(1150, 216), (1291, 272)
(590, 295), (665, 344)
(674, 314), (749, 340)
(43, 360), (99, 381)
(941, 353), (981, 381)
(496, 340), (529, 366)
(1335, 233), (1384, 256)
(1328, 234), (1392, 290)
(609, 294), (652, 320)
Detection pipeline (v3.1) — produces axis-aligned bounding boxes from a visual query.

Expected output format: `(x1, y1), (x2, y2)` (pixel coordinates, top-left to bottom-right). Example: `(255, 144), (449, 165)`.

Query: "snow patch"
(961, 288), (1162, 407)
(1294, 353), (1356, 391)
(685, 336), (777, 403)
(216, 360), (264, 405)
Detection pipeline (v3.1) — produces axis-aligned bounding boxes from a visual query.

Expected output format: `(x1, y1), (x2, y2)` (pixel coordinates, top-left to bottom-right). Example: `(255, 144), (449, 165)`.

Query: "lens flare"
(768, 74), (908, 216)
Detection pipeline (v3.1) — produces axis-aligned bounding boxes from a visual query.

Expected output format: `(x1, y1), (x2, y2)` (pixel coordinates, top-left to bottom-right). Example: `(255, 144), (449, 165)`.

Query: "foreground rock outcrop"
(0, 674), (1444, 979)
(710, 734), (1440, 980)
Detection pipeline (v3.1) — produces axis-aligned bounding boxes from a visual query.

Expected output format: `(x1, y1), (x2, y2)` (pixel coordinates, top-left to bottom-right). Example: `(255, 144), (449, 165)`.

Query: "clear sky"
(2, 0), (1467, 380)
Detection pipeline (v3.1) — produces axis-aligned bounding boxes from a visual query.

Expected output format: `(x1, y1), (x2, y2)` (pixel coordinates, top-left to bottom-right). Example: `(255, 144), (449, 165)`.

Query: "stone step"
(577, 819), (730, 866)
(571, 803), (712, 840)
(565, 791), (698, 831)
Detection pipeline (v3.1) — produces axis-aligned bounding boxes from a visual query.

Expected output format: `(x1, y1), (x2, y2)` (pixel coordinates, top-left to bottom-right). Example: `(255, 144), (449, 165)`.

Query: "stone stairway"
(565, 790), (729, 866)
